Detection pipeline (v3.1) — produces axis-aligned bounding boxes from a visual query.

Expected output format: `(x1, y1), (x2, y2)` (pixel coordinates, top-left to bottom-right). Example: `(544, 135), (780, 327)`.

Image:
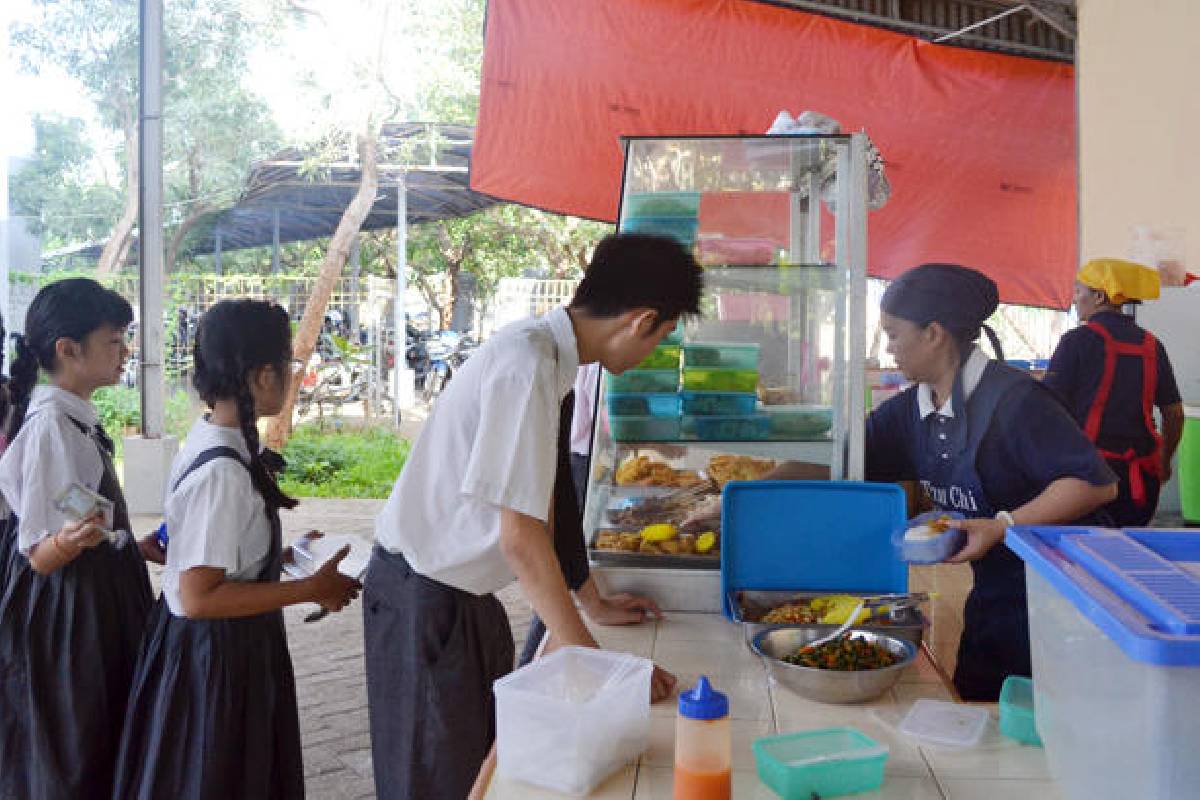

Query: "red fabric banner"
(471, 0), (1078, 309)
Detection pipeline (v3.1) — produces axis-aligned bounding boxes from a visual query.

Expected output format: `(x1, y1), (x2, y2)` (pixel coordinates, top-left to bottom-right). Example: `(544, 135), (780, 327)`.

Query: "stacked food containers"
(1007, 526), (1200, 800)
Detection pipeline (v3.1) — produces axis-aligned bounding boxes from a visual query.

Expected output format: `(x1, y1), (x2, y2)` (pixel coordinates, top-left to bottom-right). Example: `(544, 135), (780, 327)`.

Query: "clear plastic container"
(681, 391), (758, 416)
(495, 646), (652, 796)
(682, 367), (759, 393)
(610, 416), (681, 442)
(753, 727), (888, 800)
(622, 215), (699, 247)
(606, 392), (682, 418)
(762, 404), (833, 438)
(674, 676), (731, 800)
(899, 699), (989, 747)
(623, 191), (701, 218)
(637, 344), (682, 370)
(684, 414), (770, 441)
(607, 369), (680, 394)
(999, 676), (1042, 747)
(682, 342), (761, 370)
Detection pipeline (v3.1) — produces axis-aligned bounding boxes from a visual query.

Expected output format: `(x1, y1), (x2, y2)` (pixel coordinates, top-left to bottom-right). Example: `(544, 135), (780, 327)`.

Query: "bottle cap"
(678, 675), (729, 721)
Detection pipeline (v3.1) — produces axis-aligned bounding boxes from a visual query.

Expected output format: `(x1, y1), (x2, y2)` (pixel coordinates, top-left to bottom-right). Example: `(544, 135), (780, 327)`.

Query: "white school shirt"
(569, 363), (601, 457)
(0, 386), (110, 554)
(161, 417), (273, 617)
(375, 306), (580, 595)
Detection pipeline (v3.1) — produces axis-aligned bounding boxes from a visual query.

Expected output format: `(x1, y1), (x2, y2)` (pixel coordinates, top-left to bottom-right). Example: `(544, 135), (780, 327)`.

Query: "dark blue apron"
(917, 362), (1031, 702)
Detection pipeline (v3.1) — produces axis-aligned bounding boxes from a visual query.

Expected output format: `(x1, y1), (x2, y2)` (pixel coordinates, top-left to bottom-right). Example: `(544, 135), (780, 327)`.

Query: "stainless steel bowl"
(751, 627), (917, 705)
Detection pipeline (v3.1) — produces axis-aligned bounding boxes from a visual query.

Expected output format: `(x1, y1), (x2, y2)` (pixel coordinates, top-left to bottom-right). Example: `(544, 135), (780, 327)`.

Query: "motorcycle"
(421, 331), (478, 404)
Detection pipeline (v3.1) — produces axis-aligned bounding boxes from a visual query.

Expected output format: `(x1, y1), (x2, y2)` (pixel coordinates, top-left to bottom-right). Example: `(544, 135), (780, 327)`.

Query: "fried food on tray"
(761, 602), (820, 624)
(707, 454), (776, 487)
(614, 455), (703, 487)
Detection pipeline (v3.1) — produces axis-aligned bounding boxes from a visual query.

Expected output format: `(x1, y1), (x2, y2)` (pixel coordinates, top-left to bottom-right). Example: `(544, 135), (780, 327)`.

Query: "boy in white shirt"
(365, 234), (704, 800)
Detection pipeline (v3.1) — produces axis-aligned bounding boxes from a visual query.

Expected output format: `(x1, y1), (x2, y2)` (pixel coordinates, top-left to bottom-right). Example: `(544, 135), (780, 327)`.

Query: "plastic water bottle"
(673, 676), (731, 800)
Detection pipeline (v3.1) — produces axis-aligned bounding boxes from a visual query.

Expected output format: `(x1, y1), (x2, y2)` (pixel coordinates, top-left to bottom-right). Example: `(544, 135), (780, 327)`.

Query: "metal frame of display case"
(584, 133), (870, 611)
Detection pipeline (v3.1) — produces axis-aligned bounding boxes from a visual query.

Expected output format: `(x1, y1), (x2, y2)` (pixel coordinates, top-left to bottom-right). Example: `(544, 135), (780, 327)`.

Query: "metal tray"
(731, 589), (928, 650)
(589, 529), (720, 570)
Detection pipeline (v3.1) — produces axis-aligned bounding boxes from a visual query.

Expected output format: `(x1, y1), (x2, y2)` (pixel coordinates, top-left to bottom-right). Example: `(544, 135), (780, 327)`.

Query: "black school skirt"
(111, 595), (305, 800)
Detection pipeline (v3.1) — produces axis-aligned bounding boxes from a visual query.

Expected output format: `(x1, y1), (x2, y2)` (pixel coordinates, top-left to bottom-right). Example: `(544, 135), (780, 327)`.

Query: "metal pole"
(138, 0), (165, 438)
(271, 208), (280, 274)
(214, 228), (222, 275)
(393, 176), (412, 423)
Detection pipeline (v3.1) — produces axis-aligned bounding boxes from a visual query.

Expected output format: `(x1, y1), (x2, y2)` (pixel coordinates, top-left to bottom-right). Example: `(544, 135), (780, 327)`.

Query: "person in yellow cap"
(1045, 258), (1186, 526)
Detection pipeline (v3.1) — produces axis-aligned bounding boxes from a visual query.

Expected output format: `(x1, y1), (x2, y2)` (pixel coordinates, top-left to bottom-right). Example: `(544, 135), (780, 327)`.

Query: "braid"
(0, 316), (9, 442)
(235, 376), (297, 515)
(7, 334), (41, 442)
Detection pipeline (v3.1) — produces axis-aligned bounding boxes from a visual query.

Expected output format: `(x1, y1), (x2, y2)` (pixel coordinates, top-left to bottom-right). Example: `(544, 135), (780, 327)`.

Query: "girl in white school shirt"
(111, 299), (360, 800)
(0, 278), (153, 800)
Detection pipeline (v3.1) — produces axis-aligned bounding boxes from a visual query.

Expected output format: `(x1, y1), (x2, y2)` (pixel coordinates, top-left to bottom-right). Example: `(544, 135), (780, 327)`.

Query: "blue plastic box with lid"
(719, 481), (909, 621)
(1007, 526), (1200, 800)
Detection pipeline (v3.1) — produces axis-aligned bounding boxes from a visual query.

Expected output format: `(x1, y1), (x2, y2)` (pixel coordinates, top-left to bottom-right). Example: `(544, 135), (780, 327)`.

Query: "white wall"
(1078, 0), (1200, 513)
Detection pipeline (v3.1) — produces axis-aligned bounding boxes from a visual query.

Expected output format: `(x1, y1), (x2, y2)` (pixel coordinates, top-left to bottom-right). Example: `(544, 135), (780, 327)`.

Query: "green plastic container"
(622, 191), (701, 218)
(636, 344), (682, 370)
(682, 342), (761, 370)
(763, 404), (833, 439)
(682, 367), (759, 393)
(621, 216), (699, 247)
(606, 369), (680, 394)
(1182, 407), (1200, 523)
(753, 727), (888, 799)
(999, 676), (1043, 747)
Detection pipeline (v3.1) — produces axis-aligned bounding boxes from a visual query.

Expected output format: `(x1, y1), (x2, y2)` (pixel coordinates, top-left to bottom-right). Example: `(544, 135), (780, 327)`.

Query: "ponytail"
(235, 376), (297, 516)
(7, 333), (41, 442)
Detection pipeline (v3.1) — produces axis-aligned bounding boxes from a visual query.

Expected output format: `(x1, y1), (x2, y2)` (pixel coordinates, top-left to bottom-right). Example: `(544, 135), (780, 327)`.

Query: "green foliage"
(93, 386), (197, 458)
(279, 425), (410, 498)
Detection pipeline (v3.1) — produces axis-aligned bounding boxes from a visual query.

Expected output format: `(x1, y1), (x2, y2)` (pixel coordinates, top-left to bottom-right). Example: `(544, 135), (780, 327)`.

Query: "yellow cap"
(1077, 258), (1161, 305)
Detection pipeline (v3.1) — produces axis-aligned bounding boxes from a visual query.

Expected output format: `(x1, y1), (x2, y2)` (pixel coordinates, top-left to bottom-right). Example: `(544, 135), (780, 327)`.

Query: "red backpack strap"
(1138, 331), (1163, 456)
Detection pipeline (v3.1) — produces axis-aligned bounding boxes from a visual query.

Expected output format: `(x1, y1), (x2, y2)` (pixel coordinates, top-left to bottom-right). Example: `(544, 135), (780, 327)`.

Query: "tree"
(12, 0), (283, 274)
(265, 0), (486, 447)
(9, 114), (125, 250)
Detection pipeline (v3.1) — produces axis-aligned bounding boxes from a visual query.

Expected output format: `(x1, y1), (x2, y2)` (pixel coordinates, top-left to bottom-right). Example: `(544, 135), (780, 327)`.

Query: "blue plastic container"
(605, 369), (679, 394)
(680, 391), (757, 416)
(622, 191), (701, 218)
(894, 510), (965, 564)
(686, 414), (770, 441)
(753, 727), (887, 799)
(605, 392), (682, 418)
(682, 342), (761, 370)
(621, 215), (699, 246)
(609, 415), (681, 442)
(721, 482), (909, 620)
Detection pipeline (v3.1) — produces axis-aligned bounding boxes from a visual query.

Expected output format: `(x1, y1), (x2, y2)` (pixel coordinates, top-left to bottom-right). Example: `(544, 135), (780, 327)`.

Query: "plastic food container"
(682, 342), (761, 370)
(635, 344), (682, 370)
(682, 367), (759, 393)
(681, 391), (758, 416)
(1007, 526), (1200, 799)
(999, 675), (1042, 747)
(762, 404), (832, 438)
(899, 699), (990, 747)
(605, 392), (682, 418)
(621, 215), (699, 246)
(495, 646), (652, 796)
(685, 414), (770, 441)
(622, 191), (701, 218)
(894, 511), (965, 565)
(609, 416), (681, 442)
(753, 727), (888, 799)
(606, 369), (680, 394)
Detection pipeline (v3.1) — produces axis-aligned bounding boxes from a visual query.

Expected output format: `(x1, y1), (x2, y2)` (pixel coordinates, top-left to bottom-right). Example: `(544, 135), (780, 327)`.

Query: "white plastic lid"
(899, 699), (990, 747)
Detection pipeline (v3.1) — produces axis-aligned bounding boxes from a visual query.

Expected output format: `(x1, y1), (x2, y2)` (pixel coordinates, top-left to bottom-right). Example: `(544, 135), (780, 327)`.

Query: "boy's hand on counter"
(584, 591), (664, 626)
(945, 518), (1006, 563)
(651, 665), (677, 704)
(137, 532), (166, 565)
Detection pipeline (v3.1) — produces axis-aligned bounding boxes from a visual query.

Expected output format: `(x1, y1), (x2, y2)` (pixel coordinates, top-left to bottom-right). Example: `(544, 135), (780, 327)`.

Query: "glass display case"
(583, 134), (872, 611)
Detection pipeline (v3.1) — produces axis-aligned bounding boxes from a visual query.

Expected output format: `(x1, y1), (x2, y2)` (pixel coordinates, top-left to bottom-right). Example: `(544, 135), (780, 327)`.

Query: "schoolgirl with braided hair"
(112, 298), (359, 800)
(0, 278), (153, 799)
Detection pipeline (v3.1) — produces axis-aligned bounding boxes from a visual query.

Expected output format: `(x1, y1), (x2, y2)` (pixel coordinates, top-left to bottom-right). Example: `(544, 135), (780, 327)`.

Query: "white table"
(486, 613), (1063, 800)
